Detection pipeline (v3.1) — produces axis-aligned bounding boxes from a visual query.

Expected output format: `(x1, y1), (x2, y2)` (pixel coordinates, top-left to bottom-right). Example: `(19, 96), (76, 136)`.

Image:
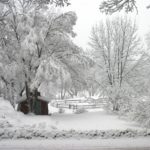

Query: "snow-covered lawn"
(48, 104), (142, 131)
(50, 110), (141, 131)
(0, 98), (142, 130)
(0, 98), (141, 131)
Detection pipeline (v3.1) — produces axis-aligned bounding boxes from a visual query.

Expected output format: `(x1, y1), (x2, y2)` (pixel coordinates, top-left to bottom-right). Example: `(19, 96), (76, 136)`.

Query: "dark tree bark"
(25, 81), (31, 113)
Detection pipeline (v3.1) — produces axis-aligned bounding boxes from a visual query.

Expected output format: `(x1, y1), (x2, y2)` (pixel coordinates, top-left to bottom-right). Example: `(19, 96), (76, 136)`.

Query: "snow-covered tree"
(0, 0), (70, 7)
(0, 0), (88, 111)
(89, 16), (142, 111)
(99, 0), (138, 14)
(100, 0), (150, 14)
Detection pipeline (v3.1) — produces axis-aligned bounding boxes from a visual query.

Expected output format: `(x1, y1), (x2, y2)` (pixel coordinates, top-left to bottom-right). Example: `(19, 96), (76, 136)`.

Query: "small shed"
(17, 92), (50, 115)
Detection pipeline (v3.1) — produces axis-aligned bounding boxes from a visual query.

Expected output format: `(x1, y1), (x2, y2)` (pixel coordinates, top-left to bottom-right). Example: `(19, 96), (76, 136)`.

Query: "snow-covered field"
(0, 98), (142, 131)
(50, 110), (141, 131)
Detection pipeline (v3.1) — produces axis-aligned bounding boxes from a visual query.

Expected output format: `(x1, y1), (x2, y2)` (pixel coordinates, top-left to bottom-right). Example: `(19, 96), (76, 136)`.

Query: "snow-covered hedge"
(1, 123), (150, 140)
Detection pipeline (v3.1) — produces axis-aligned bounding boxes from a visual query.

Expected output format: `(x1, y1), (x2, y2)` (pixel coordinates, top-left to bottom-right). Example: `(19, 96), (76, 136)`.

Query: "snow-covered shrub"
(131, 100), (150, 128)
(104, 97), (131, 114)
(104, 92), (134, 116)
(58, 108), (65, 113)
(103, 84), (136, 115)
(75, 108), (87, 114)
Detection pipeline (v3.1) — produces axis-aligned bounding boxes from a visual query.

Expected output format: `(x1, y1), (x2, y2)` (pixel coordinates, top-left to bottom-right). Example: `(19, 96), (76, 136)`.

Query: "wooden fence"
(52, 98), (108, 109)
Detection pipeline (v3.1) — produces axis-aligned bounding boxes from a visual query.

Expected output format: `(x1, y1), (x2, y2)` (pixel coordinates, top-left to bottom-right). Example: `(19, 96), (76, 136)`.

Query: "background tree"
(126, 53), (150, 97)
(89, 16), (142, 111)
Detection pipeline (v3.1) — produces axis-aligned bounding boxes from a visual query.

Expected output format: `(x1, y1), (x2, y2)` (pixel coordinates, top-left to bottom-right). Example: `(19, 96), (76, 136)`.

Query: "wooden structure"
(51, 97), (107, 110)
(17, 91), (50, 115)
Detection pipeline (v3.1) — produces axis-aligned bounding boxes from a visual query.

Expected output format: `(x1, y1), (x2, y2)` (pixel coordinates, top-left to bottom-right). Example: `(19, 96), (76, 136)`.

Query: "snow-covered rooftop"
(16, 96), (52, 103)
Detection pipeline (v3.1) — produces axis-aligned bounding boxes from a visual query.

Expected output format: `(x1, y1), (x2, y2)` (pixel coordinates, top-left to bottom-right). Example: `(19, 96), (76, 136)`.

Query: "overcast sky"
(62, 0), (150, 49)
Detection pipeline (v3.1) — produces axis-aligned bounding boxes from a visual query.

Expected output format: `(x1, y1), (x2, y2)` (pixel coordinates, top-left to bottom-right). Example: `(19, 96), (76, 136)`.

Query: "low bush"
(130, 100), (150, 128)
(58, 108), (65, 114)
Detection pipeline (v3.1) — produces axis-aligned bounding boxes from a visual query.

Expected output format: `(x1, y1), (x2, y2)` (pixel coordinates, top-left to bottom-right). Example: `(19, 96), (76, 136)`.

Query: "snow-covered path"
(0, 138), (150, 150)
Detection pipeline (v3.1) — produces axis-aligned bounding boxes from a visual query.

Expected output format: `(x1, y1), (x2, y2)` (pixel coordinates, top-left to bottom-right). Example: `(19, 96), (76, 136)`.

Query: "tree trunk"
(25, 81), (31, 113)
(112, 97), (120, 111)
(113, 103), (119, 111)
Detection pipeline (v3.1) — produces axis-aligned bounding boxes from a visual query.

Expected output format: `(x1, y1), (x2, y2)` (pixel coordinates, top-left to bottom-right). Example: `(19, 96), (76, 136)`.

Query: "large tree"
(89, 16), (142, 111)
(0, 0), (88, 110)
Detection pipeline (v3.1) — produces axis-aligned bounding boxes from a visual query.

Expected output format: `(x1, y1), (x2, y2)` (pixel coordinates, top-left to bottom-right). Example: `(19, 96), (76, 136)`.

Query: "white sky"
(62, 0), (150, 49)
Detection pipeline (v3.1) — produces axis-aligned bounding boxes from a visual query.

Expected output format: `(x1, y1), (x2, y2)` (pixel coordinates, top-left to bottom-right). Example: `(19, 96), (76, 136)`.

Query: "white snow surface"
(0, 98), (55, 130)
(50, 110), (142, 131)
(0, 97), (143, 131)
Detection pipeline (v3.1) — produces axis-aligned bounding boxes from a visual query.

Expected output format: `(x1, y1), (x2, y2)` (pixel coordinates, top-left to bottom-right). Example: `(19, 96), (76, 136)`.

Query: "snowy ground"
(0, 99), (142, 131)
(0, 97), (150, 140)
(50, 111), (141, 131)
(1, 98), (150, 149)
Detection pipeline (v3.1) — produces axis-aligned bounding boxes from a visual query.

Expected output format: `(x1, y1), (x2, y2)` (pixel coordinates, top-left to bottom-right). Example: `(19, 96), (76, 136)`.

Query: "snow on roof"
(38, 96), (51, 103)
(16, 96), (51, 103)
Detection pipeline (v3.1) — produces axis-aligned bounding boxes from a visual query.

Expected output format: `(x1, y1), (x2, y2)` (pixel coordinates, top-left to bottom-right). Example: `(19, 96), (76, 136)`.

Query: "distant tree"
(89, 16), (142, 111)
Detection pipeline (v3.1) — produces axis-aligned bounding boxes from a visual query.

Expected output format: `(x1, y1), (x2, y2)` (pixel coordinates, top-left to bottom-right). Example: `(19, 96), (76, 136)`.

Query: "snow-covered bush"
(75, 108), (87, 114)
(58, 108), (65, 113)
(102, 85), (135, 114)
(131, 100), (150, 128)
(104, 95), (133, 115)
(1, 128), (150, 140)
